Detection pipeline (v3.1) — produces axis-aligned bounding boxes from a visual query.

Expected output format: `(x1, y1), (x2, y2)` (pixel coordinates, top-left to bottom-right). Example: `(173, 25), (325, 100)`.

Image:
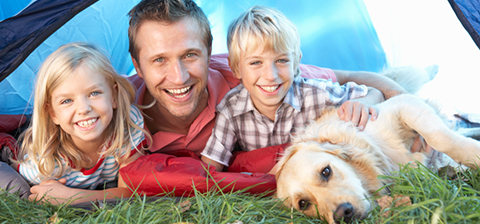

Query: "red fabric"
(0, 132), (18, 159)
(228, 143), (289, 173)
(120, 143), (289, 197)
(0, 114), (26, 133)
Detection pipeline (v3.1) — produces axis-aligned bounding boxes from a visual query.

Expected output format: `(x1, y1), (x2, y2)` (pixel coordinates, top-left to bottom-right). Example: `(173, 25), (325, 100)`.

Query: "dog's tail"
(380, 65), (439, 94)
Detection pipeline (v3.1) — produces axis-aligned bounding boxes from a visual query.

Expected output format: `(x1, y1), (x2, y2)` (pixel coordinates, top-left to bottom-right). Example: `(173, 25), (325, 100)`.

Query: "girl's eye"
(90, 91), (101, 97)
(60, 99), (72, 104)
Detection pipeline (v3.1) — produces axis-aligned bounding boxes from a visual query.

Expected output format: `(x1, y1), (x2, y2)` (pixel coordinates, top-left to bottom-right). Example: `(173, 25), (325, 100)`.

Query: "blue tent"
(0, 0), (479, 119)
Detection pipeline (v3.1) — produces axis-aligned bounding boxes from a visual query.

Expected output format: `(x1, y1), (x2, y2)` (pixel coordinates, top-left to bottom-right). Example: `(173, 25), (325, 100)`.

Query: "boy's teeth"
(260, 85), (279, 92)
(77, 118), (97, 127)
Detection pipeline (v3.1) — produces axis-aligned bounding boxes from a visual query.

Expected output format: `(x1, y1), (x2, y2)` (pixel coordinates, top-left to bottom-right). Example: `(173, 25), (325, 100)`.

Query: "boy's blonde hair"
(17, 43), (149, 180)
(227, 5), (302, 76)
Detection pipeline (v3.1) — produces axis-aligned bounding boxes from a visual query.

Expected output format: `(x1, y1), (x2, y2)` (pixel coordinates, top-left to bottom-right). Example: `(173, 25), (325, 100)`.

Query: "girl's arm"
(29, 164), (132, 205)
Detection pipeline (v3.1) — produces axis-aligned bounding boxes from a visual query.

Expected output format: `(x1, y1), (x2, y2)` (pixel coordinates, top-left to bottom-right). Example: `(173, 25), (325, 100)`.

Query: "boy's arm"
(334, 70), (407, 100)
(200, 112), (237, 172)
(337, 87), (384, 131)
(201, 156), (225, 172)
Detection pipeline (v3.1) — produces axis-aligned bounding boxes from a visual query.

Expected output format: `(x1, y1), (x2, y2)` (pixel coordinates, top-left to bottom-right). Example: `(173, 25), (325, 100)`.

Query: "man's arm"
(334, 70), (407, 99)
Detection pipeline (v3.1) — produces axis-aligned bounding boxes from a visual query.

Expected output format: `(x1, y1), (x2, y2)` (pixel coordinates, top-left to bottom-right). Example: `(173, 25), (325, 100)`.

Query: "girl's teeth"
(78, 118), (97, 127)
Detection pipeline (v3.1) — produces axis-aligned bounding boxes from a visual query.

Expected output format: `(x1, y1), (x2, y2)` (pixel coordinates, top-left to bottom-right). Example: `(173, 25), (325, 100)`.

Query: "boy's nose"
(263, 63), (279, 81)
(167, 59), (189, 84)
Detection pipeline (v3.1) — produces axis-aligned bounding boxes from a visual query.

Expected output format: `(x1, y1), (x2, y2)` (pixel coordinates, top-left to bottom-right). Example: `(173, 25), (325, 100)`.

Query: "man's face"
(133, 18), (211, 120)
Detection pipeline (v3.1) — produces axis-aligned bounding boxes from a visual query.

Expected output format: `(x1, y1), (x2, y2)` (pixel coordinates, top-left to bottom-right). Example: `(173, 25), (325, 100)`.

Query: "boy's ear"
(227, 57), (242, 80)
(112, 83), (118, 109)
(47, 103), (59, 125)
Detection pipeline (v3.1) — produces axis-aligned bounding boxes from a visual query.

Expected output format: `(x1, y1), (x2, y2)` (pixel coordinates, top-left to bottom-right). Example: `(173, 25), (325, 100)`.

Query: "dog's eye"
(321, 165), (332, 180)
(298, 199), (311, 210)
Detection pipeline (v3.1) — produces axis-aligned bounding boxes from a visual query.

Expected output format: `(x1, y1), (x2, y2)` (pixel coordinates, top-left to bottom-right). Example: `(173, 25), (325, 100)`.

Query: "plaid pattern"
(201, 77), (368, 166)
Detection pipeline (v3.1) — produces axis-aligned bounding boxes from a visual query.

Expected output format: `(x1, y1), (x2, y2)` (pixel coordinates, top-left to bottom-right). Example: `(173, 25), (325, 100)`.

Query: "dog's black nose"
(334, 203), (355, 223)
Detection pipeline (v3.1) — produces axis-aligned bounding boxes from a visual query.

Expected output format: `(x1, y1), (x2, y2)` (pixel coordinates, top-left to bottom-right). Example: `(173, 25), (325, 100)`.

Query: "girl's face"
(48, 64), (117, 151)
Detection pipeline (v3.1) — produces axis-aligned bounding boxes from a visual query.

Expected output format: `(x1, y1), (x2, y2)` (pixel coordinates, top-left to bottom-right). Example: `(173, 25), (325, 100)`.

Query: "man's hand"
(337, 100), (378, 131)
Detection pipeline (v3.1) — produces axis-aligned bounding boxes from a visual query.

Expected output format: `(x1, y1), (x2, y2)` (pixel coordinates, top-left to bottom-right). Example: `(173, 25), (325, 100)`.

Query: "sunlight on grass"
(1, 165), (479, 223)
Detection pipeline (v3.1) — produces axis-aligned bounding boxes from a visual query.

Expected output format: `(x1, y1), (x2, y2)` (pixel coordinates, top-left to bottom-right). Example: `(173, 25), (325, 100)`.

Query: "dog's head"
(276, 141), (385, 223)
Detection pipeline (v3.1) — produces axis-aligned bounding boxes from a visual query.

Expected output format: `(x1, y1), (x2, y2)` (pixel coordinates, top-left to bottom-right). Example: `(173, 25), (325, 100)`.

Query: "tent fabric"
(0, 0), (385, 115)
(449, 0), (480, 50)
(0, 0), (98, 83)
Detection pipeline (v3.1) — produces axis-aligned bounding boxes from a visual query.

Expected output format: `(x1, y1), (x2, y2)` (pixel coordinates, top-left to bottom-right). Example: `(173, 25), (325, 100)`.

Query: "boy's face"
(235, 46), (296, 116)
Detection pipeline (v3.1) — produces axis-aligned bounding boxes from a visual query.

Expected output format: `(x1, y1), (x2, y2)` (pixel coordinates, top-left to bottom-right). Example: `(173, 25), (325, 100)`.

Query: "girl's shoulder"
(129, 105), (143, 124)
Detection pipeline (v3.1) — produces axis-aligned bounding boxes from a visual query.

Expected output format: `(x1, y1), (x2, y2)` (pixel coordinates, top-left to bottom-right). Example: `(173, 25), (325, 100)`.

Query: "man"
(126, 0), (406, 155)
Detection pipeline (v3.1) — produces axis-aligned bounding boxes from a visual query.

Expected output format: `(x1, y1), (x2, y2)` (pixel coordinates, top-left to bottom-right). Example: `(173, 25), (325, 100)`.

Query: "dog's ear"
(275, 143), (302, 181)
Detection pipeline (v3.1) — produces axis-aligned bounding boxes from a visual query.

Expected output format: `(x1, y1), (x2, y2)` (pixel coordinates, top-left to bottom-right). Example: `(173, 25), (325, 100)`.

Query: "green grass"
(1, 165), (480, 224)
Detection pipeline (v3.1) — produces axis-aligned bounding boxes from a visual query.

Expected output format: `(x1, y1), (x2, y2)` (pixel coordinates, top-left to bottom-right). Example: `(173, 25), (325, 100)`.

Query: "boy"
(201, 6), (384, 172)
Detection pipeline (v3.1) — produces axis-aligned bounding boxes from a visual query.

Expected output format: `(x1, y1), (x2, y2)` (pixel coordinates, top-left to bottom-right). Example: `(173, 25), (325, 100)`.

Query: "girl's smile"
(48, 63), (117, 151)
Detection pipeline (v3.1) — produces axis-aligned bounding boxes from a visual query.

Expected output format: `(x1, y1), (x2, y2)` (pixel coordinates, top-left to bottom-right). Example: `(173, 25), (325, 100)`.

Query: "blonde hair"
(227, 6), (302, 76)
(17, 43), (150, 180)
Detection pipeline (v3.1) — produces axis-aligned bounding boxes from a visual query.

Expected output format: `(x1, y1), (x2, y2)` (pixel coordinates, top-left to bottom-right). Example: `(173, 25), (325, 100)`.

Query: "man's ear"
(131, 56), (143, 78)
(227, 56), (242, 80)
(112, 83), (118, 109)
(47, 103), (59, 125)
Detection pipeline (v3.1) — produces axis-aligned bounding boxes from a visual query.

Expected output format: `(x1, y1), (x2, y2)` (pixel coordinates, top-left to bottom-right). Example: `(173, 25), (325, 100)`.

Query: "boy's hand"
(337, 100), (378, 131)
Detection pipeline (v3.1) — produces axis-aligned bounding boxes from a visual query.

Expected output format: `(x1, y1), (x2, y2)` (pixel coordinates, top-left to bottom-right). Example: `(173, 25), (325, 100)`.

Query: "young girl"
(16, 42), (150, 204)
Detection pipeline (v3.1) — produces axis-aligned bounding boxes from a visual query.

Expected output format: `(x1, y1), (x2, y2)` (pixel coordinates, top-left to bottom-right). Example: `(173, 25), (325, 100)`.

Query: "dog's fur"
(275, 66), (480, 223)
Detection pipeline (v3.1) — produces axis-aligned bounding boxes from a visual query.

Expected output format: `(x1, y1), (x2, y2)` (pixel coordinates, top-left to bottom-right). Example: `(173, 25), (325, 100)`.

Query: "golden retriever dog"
(275, 66), (480, 223)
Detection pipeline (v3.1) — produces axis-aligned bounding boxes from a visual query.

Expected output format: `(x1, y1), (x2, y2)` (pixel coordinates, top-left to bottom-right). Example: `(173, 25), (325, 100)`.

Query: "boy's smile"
(235, 47), (296, 120)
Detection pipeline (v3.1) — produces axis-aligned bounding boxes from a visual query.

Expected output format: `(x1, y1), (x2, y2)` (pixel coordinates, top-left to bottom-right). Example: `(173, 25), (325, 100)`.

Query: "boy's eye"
(277, 59), (289, 63)
(60, 99), (72, 104)
(250, 61), (261, 65)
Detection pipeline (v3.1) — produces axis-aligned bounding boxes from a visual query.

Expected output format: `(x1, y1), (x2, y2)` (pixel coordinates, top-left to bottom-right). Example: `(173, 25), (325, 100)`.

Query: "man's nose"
(167, 59), (189, 84)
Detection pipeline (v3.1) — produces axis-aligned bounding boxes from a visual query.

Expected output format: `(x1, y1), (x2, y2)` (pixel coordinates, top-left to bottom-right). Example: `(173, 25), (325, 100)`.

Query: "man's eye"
(186, 53), (195, 58)
(154, 58), (164, 63)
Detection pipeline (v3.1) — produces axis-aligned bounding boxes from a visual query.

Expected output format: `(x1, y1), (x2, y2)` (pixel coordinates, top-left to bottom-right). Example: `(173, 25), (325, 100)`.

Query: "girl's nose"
(77, 98), (92, 115)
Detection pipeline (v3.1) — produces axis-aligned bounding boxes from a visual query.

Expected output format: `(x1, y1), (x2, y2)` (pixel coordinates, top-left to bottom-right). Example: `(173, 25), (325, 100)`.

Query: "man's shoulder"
(127, 74), (144, 89)
(208, 53), (240, 88)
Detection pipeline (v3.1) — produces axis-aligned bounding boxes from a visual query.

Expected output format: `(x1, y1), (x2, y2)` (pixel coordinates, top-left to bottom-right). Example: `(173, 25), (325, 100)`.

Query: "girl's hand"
(29, 178), (71, 204)
(337, 100), (378, 131)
